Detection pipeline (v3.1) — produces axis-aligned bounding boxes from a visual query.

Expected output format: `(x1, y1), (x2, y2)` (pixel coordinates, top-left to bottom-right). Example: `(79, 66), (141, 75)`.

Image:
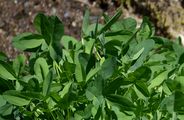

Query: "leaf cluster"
(0, 10), (184, 120)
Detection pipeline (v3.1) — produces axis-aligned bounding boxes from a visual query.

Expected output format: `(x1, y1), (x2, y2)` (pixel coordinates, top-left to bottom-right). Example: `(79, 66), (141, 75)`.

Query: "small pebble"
(72, 21), (77, 27)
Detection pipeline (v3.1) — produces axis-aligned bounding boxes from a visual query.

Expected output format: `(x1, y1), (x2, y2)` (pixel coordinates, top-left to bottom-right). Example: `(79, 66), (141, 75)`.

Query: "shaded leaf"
(3, 90), (30, 106)
(174, 91), (184, 113)
(34, 13), (64, 44)
(104, 77), (125, 95)
(106, 94), (135, 111)
(179, 53), (184, 65)
(135, 82), (149, 97)
(0, 52), (8, 61)
(34, 57), (49, 82)
(43, 71), (53, 96)
(127, 66), (151, 82)
(100, 57), (117, 80)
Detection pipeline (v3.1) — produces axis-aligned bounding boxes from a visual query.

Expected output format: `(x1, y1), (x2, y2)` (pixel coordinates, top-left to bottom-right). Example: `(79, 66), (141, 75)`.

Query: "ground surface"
(0, 0), (183, 58)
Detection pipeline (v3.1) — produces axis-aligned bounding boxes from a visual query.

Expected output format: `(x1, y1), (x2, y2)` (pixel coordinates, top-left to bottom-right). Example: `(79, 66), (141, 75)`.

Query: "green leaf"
(84, 38), (95, 54)
(0, 61), (16, 80)
(86, 75), (104, 105)
(12, 32), (44, 51)
(94, 106), (102, 120)
(173, 76), (184, 91)
(49, 45), (58, 60)
(82, 9), (90, 35)
(58, 82), (75, 109)
(21, 91), (44, 100)
(128, 39), (155, 71)
(61, 35), (78, 49)
(106, 94), (135, 111)
(135, 82), (150, 97)
(136, 17), (155, 40)
(179, 53), (184, 65)
(0, 95), (6, 108)
(86, 23), (104, 36)
(102, 13), (110, 23)
(0, 104), (13, 116)
(0, 78), (14, 94)
(174, 91), (184, 113)
(100, 57), (117, 80)
(130, 48), (144, 60)
(127, 66), (151, 82)
(98, 9), (122, 34)
(3, 90), (30, 106)
(47, 15), (64, 42)
(86, 86), (102, 101)
(148, 70), (169, 91)
(75, 52), (86, 83)
(78, 53), (90, 73)
(43, 71), (53, 96)
(75, 104), (93, 119)
(160, 94), (174, 113)
(104, 40), (121, 56)
(86, 66), (101, 82)
(111, 17), (137, 31)
(104, 77), (125, 95)
(33, 13), (42, 33)
(34, 13), (64, 44)
(59, 82), (72, 98)
(34, 14), (64, 61)
(34, 57), (49, 82)
(0, 52), (8, 61)
(75, 62), (85, 83)
(172, 41), (184, 57)
(178, 115), (184, 120)
(13, 54), (26, 76)
(112, 106), (135, 120)
(63, 61), (76, 74)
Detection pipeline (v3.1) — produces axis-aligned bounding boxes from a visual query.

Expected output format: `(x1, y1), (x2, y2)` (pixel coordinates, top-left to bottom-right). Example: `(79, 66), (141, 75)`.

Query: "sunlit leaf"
(82, 9), (90, 35)
(0, 61), (16, 80)
(148, 71), (169, 91)
(12, 32), (44, 51)
(3, 90), (30, 106)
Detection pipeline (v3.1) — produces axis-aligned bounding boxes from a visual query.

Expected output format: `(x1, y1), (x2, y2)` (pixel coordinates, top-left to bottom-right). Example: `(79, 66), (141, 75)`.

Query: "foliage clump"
(0, 10), (184, 119)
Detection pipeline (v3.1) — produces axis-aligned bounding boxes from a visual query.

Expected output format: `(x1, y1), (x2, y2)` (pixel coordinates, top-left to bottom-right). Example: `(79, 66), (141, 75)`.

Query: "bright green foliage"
(0, 10), (184, 120)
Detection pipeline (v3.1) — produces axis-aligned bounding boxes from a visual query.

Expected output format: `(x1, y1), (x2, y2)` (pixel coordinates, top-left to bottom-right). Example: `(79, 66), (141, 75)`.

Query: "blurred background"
(0, 0), (184, 58)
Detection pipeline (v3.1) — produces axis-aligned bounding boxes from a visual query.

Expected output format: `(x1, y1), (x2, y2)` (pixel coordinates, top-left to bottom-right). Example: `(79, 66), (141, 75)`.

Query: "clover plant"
(0, 10), (184, 120)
